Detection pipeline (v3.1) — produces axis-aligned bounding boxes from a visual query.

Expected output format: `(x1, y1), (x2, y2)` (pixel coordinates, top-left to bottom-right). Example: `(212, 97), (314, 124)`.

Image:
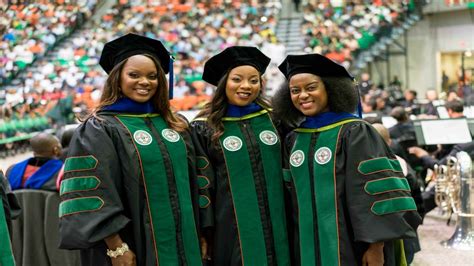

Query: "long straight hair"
(196, 71), (271, 142)
(88, 54), (187, 131)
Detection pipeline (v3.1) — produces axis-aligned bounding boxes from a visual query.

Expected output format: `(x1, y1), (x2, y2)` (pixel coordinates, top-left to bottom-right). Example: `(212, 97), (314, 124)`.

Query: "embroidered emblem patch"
(315, 147), (332, 165)
(133, 130), (152, 146)
(290, 150), (305, 167)
(259, 130), (278, 145)
(161, 128), (180, 142)
(223, 136), (242, 152)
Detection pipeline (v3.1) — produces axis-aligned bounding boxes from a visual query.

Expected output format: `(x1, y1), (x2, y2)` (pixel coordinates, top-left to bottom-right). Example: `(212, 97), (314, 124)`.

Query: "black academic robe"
(1, 171), (20, 265)
(58, 112), (202, 266)
(190, 110), (290, 266)
(283, 119), (421, 266)
(388, 121), (415, 142)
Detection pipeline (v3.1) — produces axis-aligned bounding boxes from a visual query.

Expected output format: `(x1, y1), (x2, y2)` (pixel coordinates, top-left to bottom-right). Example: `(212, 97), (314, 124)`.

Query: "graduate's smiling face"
(120, 55), (159, 103)
(225, 65), (261, 106)
(289, 73), (329, 116)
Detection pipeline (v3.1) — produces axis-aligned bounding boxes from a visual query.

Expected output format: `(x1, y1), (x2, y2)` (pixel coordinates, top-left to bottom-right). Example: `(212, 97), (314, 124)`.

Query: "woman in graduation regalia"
(191, 46), (290, 266)
(274, 54), (421, 266)
(58, 33), (202, 266)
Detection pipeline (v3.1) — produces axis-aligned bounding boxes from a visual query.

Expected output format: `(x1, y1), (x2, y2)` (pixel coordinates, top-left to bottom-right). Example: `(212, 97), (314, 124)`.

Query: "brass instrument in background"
(434, 151), (474, 250)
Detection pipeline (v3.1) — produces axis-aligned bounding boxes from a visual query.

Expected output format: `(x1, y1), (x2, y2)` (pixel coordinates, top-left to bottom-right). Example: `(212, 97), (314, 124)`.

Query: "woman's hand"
(200, 236), (209, 259)
(110, 250), (136, 266)
(200, 237), (211, 260)
(362, 242), (384, 266)
(105, 234), (136, 266)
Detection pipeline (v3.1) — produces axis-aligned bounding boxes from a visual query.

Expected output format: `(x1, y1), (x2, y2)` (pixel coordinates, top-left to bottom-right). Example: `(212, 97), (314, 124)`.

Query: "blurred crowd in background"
(0, 0), (472, 158)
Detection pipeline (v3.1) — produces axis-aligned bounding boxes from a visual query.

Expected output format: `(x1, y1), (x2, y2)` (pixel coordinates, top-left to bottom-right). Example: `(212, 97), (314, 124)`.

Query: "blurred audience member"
(389, 106), (415, 140)
(360, 72), (373, 95)
(59, 127), (75, 161)
(445, 99), (464, 118)
(6, 133), (62, 191)
(402, 90), (418, 113)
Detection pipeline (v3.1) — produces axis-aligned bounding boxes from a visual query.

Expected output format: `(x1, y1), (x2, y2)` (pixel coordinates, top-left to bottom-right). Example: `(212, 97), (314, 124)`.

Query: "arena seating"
(0, 1), (282, 155)
(0, 1), (95, 86)
(300, 1), (415, 70)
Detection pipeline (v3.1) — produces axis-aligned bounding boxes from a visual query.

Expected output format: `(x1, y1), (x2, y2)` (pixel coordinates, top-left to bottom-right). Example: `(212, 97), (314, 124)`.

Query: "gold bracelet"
(106, 242), (129, 258)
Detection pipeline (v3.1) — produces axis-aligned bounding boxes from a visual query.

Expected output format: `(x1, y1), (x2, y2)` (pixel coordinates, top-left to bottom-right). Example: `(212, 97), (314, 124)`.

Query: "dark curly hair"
(271, 81), (303, 128)
(322, 76), (359, 113)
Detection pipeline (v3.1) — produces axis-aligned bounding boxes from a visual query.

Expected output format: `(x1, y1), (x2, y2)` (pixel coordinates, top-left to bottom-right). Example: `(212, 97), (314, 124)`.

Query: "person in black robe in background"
(191, 46), (291, 266)
(389, 107), (415, 141)
(58, 127), (75, 162)
(6, 132), (63, 191)
(58, 33), (202, 266)
(274, 53), (421, 266)
(0, 170), (21, 265)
